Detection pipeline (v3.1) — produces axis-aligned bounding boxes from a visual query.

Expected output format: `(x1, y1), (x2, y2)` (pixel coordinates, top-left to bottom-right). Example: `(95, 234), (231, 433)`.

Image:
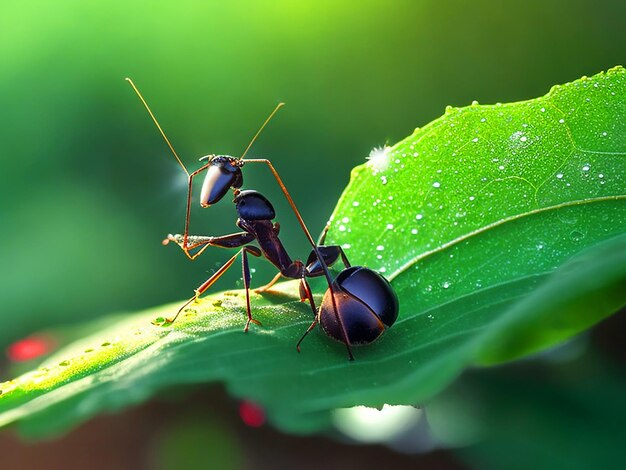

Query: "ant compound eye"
(319, 267), (399, 345)
(200, 157), (243, 207)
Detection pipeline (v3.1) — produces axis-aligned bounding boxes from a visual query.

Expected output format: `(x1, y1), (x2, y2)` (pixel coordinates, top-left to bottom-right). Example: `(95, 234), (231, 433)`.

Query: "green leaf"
(0, 67), (624, 437)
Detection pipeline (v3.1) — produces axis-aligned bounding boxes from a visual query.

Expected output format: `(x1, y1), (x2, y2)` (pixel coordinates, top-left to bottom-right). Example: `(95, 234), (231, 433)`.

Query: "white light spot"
(339, 225), (346, 232)
(342, 217), (350, 223)
(366, 146), (391, 171)
(472, 137), (479, 143)
(411, 228), (418, 234)
(386, 224), (394, 230)
(342, 243), (351, 249)
(582, 165), (590, 171)
(556, 173), (563, 179)
(559, 118), (565, 124)
(432, 182), (441, 188)
(540, 107), (546, 112)
(352, 201), (360, 207)
(376, 245), (385, 251)
(379, 267), (387, 273)
(469, 196), (475, 201)
(520, 136), (528, 142)
(442, 281), (451, 289)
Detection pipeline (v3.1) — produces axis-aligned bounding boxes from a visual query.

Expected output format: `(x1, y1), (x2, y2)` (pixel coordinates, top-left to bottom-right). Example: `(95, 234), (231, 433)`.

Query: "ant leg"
(317, 221), (331, 245)
(242, 247), (263, 332)
(296, 277), (318, 353)
(254, 272), (283, 293)
(296, 319), (318, 353)
(164, 231), (254, 261)
(244, 158), (354, 360)
(157, 250), (242, 326)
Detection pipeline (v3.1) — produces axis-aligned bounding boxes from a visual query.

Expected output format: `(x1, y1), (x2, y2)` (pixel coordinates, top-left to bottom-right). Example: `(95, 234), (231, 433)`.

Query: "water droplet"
(386, 224), (394, 230)
(559, 118), (565, 124)
(472, 137), (479, 143)
(380, 176), (388, 185)
(582, 165), (590, 171)
(471, 100), (479, 105)
(442, 281), (451, 289)
(379, 267), (387, 273)
(339, 225), (346, 232)
(520, 136), (528, 142)
(411, 228), (418, 235)
(342, 243), (351, 249)
(376, 245), (385, 251)
(342, 216), (350, 223)
(599, 173), (604, 178)
(352, 201), (360, 207)
(570, 230), (585, 243)
(498, 165), (505, 170)
(556, 173), (563, 179)
(540, 107), (546, 112)
(415, 214), (423, 220)
(432, 182), (441, 188)
(469, 196), (475, 201)
(480, 117), (486, 122)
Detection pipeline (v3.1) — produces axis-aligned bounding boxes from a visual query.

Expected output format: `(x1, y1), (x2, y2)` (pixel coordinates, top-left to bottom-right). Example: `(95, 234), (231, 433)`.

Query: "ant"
(126, 78), (399, 360)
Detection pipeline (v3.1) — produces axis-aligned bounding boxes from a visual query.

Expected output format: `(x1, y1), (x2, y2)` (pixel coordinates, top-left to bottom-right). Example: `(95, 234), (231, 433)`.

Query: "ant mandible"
(126, 78), (399, 360)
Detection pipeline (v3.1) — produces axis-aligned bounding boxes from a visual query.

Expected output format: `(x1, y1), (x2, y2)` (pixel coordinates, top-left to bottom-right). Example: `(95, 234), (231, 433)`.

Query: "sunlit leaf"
(0, 67), (624, 437)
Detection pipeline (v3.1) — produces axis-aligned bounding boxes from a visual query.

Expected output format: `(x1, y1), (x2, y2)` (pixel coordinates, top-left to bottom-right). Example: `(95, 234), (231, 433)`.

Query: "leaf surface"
(1, 68), (624, 437)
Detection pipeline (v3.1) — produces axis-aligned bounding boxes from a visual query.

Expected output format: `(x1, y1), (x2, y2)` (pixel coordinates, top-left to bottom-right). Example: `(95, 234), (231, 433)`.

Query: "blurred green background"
(0, 0), (624, 467)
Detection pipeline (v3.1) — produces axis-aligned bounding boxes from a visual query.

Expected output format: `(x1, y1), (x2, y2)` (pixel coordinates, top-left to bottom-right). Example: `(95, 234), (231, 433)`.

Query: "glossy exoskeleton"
(126, 78), (399, 359)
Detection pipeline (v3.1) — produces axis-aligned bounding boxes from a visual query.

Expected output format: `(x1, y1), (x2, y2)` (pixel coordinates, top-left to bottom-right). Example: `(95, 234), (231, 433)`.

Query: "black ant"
(126, 78), (399, 360)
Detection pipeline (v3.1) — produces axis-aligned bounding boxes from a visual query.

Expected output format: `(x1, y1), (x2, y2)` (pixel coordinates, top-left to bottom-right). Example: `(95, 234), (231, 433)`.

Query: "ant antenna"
(125, 78), (190, 176)
(239, 102), (285, 160)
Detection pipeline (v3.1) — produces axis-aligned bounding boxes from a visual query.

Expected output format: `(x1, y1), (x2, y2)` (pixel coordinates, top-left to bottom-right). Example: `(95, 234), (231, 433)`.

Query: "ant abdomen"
(319, 266), (399, 345)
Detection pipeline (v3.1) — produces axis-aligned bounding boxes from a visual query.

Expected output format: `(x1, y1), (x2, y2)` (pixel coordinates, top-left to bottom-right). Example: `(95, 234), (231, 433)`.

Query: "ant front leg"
(164, 231), (255, 260)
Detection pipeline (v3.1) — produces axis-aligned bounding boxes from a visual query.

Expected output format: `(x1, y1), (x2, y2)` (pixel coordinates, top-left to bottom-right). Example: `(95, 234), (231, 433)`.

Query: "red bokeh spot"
(7, 335), (54, 362)
(239, 400), (265, 427)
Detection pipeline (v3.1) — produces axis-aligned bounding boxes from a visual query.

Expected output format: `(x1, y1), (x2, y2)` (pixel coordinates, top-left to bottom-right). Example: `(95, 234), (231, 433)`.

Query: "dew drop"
(570, 230), (585, 243)
(472, 137), (479, 143)
(582, 165), (590, 171)
(386, 224), (394, 230)
(339, 225), (346, 232)
(342, 216), (350, 223)
(432, 182), (441, 188)
(442, 281), (451, 289)
(352, 201), (360, 207)
(469, 196), (475, 201)
(520, 136), (528, 142)
(556, 173), (563, 179)
(379, 267), (387, 273)
(376, 245), (385, 251)
(415, 214), (423, 220)
(411, 228), (418, 235)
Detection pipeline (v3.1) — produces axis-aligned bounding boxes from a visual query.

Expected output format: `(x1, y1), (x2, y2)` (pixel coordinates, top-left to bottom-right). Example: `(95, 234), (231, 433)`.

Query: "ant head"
(199, 156), (243, 207)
